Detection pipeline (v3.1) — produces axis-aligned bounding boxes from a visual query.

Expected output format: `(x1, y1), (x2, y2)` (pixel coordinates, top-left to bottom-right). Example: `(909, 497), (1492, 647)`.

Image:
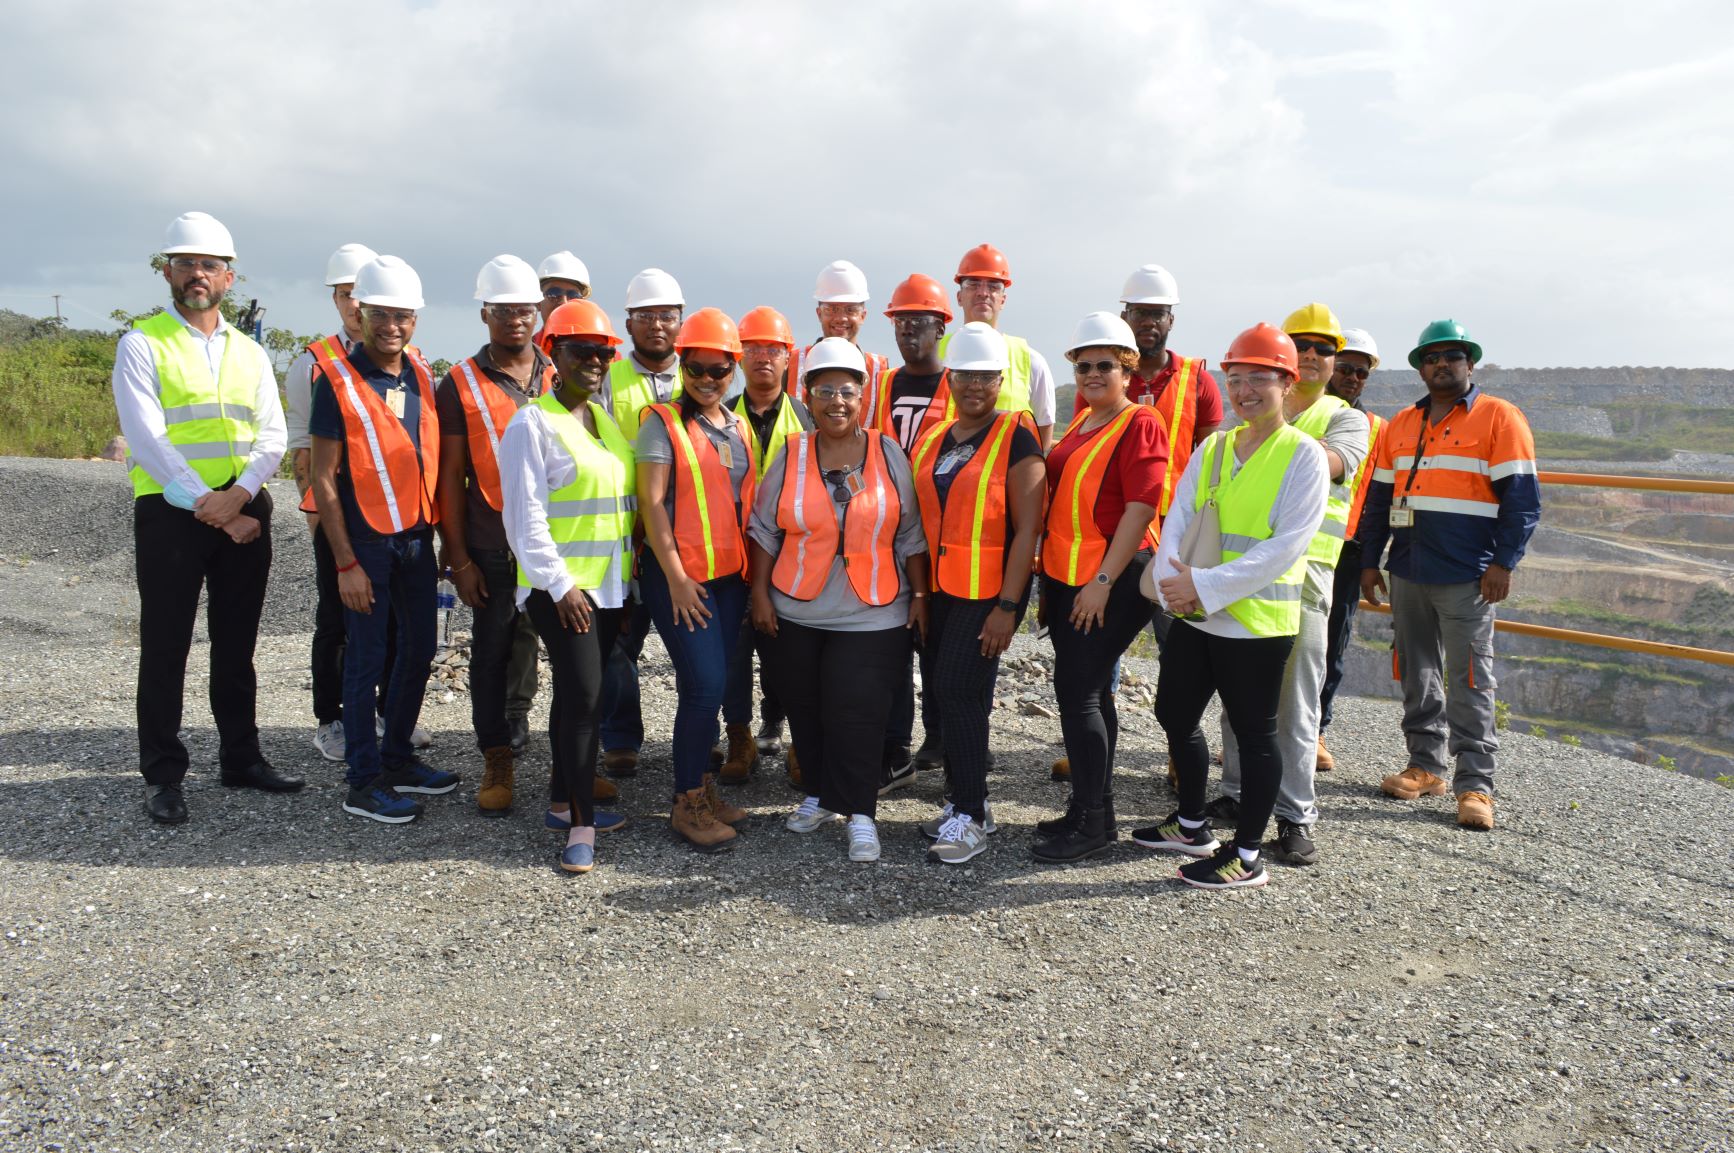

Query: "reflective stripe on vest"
(518, 392), (637, 591)
(312, 343), (441, 535)
(875, 366), (952, 451)
(1288, 392), (1353, 567)
(128, 311), (261, 497)
(1374, 394), (1535, 519)
(1344, 410), (1384, 540)
(1153, 356), (1199, 518)
(453, 357), (524, 511)
(645, 403), (757, 583)
(608, 356), (680, 439)
(733, 391), (806, 479)
(912, 410), (1032, 600)
(1041, 405), (1159, 585)
(772, 431), (900, 605)
(790, 343), (889, 429)
(936, 330), (1033, 418)
(1195, 426), (1308, 637)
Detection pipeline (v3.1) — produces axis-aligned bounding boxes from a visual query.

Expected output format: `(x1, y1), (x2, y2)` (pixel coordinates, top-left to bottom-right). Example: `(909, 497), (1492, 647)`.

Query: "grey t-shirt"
(748, 433), (929, 632)
(1305, 402), (1371, 600)
(635, 408), (752, 525)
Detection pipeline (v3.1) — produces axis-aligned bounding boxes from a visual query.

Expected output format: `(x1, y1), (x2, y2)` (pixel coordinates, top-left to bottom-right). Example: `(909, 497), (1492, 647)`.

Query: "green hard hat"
(1409, 319), (1483, 369)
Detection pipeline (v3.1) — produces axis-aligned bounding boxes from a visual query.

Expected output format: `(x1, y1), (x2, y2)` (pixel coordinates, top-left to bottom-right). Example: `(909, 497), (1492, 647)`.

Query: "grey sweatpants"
(1388, 573), (1498, 795)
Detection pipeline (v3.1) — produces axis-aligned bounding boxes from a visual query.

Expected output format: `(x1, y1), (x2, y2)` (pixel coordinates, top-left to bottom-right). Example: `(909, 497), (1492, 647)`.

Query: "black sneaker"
(1203, 794), (1240, 823)
(913, 739), (945, 771)
(878, 759), (917, 797)
(1178, 843), (1268, 890)
(342, 782), (422, 824)
(1130, 813), (1220, 857)
(376, 760), (460, 795)
(509, 716), (530, 752)
(1267, 820), (1318, 866)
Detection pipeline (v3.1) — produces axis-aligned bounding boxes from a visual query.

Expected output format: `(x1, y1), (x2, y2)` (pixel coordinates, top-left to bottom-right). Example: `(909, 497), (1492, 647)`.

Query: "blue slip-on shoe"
(545, 808), (574, 830)
(342, 783), (422, 824)
(559, 842), (596, 873)
(595, 810), (628, 834)
(378, 760), (460, 795)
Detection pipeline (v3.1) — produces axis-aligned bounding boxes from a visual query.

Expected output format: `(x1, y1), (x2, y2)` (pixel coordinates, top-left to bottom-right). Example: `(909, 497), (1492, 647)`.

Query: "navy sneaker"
(1130, 813), (1220, 857)
(343, 783), (422, 824)
(378, 760), (460, 795)
(595, 810), (628, 833)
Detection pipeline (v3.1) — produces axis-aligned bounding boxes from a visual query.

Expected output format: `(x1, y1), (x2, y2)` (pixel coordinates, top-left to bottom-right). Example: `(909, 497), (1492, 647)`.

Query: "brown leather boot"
(477, 746), (514, 816)
(787, 746), (803, 790)
(1316, 737), (1336, 772)
(1382, 765), (1447, 800)
(1050, 756), (1071, 781)
(1457, 791), (1495, 830)
(593, 774), (619, 803)
(719, 723), (758, 785)
(704, 772), (749, 824)
(671, 787), (737, 851)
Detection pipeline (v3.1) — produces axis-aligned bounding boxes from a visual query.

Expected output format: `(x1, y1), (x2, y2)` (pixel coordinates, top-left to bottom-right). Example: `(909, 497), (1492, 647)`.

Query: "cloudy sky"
(5, 0), (1731, 372)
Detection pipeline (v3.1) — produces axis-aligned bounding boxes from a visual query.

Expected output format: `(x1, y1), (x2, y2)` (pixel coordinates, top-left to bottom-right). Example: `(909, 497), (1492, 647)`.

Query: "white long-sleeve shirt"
(1151, 428), (1328, 639)
(1026, 346), (1057, 429)
(500, 403), (629, 611)
(111, 312), (286, 509)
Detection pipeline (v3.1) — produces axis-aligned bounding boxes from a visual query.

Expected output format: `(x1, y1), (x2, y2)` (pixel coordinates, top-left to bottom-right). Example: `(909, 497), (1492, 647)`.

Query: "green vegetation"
(1536, 402), (1734, 462)
(1560, 733), (1582, 748)
(1534, 431), (1670, 461)
(1504, 651), (1702, 687)
(1530, 723), (1547, 739)
(1656, 754), (1678, 772)
(1494, 699), (1510, 730)
(0, 323), (122, 457)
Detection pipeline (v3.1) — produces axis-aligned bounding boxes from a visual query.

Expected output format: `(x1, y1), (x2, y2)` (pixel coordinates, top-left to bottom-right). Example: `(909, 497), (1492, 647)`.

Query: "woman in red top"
(1034, 312), (1169, 862)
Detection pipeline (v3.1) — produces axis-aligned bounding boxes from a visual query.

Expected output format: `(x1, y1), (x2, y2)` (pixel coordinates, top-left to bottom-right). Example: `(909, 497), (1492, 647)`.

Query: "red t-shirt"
(1071, 352), (1223, 434)
(1046, 405), (1169, 541)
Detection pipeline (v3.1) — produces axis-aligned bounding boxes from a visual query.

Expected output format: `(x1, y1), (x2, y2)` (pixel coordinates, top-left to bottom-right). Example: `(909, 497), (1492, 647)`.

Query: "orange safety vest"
(789, 342), (890, 429)
(305, 342), (440, 534)
(450, 357), (525, 512)
(643, 403), (758, 583)
(772, 431), (901, 606)
(873, 365), (952, 449)
(1151, 356), (1200, 518)
(1041, 404), (1161, 585)
(911, 410), (1035, 600)
(1344, 410), (1385, 540)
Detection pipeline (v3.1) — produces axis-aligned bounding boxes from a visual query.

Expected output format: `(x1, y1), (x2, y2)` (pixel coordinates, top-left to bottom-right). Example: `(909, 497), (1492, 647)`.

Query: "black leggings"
(525, 592), (621, 829)
(1042, 554), (1156, 809)
(775, 620), (910, 819)
(1155, 618), (1293, 848)
(927, 594), (1018, 822)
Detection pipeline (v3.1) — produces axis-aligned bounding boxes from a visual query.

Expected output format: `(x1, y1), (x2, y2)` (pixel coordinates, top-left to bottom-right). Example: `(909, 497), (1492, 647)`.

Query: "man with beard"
(787, 260), (891, 429)
(111, 211), (296, 824)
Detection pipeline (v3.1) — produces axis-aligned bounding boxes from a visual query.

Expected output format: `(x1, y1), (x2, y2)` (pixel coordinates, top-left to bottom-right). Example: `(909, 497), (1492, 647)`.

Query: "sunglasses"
(1420, 348), (1470, 366)
(542, 286), (587, 302)
(555, 342), (616, 364)
(681, 360), (735, 381)
(1291, 338), (1337, 357)
(1335, 364), (1369, 380)
(1072, 359), (1119, 377)
(822, 469), (852, 503)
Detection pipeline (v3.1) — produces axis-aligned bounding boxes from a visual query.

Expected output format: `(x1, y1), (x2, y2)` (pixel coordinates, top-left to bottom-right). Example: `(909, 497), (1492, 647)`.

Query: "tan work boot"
(1381, 765), (1447, 800)
(593, 774), (619, 803)
(477, 746), (514, 816)
(603, 748), (638, 779)
(704, 772), (749, 825)
(719, 723), (758, 785)
(787, 746), (803, 790)
(1051, 756), (1071, 781)
(1457, 791), (1495, 830)
(1316, 737), (1335, 772)
(671, 786), (737, 851)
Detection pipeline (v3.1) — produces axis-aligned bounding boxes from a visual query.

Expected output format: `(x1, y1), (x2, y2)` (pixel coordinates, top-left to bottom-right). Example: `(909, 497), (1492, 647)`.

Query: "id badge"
(1389, 505), (1414, 528)
(715, 438), (734, 470)
(386, 388), (407, 419)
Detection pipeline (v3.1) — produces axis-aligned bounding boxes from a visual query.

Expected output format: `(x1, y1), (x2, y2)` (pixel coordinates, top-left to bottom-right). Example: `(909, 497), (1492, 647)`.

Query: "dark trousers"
(599, 604), (649, 753)
(134, 491), (273, 786)
(1156, 619), (1293, 849)
(639, 555), (748, 794)
(774, 620), (910, 819)
(1042, 554), (1155, 809)
(525, 593), (620, 829)
(468, 547), (529, 752)
(1319, 541), (1362, 730)
(311, 522), (396, 724)
(928, 594), (1017, 822)
(342, 528), (437, 786)
(887, 641), (940, 757)
(723, 614), (783, 728)
(507, 610), (539, 721)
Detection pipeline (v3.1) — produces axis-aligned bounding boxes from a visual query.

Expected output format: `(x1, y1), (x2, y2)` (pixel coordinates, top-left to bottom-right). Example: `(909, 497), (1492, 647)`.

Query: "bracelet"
(336, 558), (361, 574)
(451, 560), (475, 576)
(911, 591), (930, 600)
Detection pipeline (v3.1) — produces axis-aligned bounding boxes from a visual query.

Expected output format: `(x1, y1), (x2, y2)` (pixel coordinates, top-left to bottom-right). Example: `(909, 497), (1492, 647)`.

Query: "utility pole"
(52, 294), (62, 323)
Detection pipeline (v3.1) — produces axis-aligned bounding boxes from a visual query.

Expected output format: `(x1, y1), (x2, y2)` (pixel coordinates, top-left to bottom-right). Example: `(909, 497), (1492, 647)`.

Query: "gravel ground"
(1, 459), (1731, 1153)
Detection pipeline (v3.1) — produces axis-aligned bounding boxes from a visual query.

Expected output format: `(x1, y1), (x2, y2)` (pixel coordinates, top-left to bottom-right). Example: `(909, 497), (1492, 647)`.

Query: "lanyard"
(1399, 402), (1459, 502)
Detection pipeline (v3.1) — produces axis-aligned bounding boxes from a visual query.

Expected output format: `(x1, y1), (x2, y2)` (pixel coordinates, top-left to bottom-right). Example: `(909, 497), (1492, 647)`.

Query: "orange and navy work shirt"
(1355, 384), (1540, 585)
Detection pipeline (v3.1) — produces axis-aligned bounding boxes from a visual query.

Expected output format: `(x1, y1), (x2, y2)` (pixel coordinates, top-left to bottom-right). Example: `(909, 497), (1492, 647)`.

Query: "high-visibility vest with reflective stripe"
(911, 410), (1035, 600)
(1194, 424), (1308, 637)
(772, 431), (901, 606)
(644, 403), (757, 583)
(1151, 355), (1200, 518)
(1372, 395), (1537, 518)
(1344, 410), (1384, 540)
(452, 357), (525, 512)
(733, 391), (806, 479)
(1288, 392), (1354, 567)
(873, 366), (952, 450)
(1041, 404), (1162, 585)
(517, 392), (636, 592)
(128, 311), (263, 497)
(311, 341), (441, 535)
(936, 330), (1034, 418)
(789, 343), (890, 429)
(609, 356), (681, 440)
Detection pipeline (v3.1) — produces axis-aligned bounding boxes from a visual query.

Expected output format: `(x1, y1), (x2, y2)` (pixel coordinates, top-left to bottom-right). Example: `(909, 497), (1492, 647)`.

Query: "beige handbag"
(1143, 433), (1227, 610)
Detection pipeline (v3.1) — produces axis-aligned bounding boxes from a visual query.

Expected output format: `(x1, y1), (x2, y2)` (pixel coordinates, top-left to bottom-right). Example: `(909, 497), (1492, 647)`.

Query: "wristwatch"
(1094, 571), (1112, 586)
(996, 598), (1019, 613)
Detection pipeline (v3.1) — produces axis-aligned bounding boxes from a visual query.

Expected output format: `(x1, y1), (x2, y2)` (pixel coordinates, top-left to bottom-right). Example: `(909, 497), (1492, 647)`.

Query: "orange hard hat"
(674, 307), (743, 357)
(954, 243), (1012, 286)
(737, 306), (794, 350)
(1220, 323), (1299, 379)
(884, 273), (955, 322)
(537, 300), (621, 354)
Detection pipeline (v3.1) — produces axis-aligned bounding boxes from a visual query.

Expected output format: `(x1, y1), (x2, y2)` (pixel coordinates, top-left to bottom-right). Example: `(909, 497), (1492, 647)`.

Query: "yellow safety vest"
(1288, 392), (1354, 567)
(128, 311), (264, 498)
(937, 329), (1034, 419)
(1195, 424), (1308, 636)
(733, 391), (806, 479)
(517, 392), (637, 591)
(608, 355), (681, 440)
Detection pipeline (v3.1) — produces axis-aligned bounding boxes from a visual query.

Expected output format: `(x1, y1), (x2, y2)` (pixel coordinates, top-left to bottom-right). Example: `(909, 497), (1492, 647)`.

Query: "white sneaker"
(786, 796), (840, 833)
(376, 715), (433, 749)
(847, 814), (881, 862)
(927, 812), (989, 865)
(312, 720), (345, 762)
(920, 801), (997, 839)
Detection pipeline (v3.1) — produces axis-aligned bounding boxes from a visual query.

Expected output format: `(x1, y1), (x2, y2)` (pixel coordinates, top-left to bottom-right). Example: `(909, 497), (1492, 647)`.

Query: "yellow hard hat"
(1282, 302), (1344, 351)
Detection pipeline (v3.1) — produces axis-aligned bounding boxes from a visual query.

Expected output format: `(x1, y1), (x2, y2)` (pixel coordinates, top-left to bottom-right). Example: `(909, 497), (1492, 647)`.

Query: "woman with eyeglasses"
(747, 338), (932, 864)
(1031, 312), (1168, 862)
(908, 322), (1046, 864)
(1144, 324), (1328, 889)
(500, 301), (636, 873)
(636, 308), (758, 852)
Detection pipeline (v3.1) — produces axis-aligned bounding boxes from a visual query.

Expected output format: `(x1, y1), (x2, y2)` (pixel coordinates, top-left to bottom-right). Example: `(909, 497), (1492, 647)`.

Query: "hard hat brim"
(477, 290), (545, 305)
(1119, 293), (1179, 306)
(354, 294), (425, 311)
(1220, 357), (1298, 379)
(162, 245), (236, 261)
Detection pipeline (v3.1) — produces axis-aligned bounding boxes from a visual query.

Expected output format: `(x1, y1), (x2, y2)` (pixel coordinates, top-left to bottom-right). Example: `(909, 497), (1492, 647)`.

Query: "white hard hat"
(162, 211), (236, 261)
(813, 260), (870, 304)
(352, 256), (425, 311)
(1067, 311), (1138, 355)
(625, 267), (684, 310)
(802, 336), (868, 382)
(944, 321), (1010, 372)
(1119, 264), (1179, 306)
(474, 254), (543, 304)
(324, 243), (378, 287)
(537, 250), (591, 287)
(1340, 327), (1380, 369)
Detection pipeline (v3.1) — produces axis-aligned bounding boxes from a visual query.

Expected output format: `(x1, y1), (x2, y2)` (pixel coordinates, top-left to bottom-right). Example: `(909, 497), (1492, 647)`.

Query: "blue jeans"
(639, 554), (747, 794)
(599, 604), (649, 753)
(342, 529), (437, 786)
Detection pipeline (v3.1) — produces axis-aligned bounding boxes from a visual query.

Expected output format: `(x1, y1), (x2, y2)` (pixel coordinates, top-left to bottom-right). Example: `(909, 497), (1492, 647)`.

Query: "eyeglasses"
(817, 303), (866, 318)
(554, 341), (616, 364)
(892, 314), (941, 330)
(808, 385), (860, 402)
(1291, 337), (1337, 357)
(1225, 371), (1286, 389)
(487, 305), (538, 321)
(1122, 306), (1172, 324)
(631, 309), (682, 326)
(542, 286), (587, 302)
(681, 360), (735, 381)
(741, 342), (788, 358)
(1335, 364), (1370, 380)
(1072, 359), (1120, 377)
(951, 370), (1002, 390)
(1420, 348), (1470, 366)
(363, 308), (417, 329)
(959, 278), (1006, 293)
(168, 257), (229, 274)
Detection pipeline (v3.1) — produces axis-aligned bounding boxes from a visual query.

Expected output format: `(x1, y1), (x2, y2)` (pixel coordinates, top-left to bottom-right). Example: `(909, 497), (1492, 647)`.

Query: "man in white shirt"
(937, 244), (1057, 449)
(111, 211), (297, 824)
